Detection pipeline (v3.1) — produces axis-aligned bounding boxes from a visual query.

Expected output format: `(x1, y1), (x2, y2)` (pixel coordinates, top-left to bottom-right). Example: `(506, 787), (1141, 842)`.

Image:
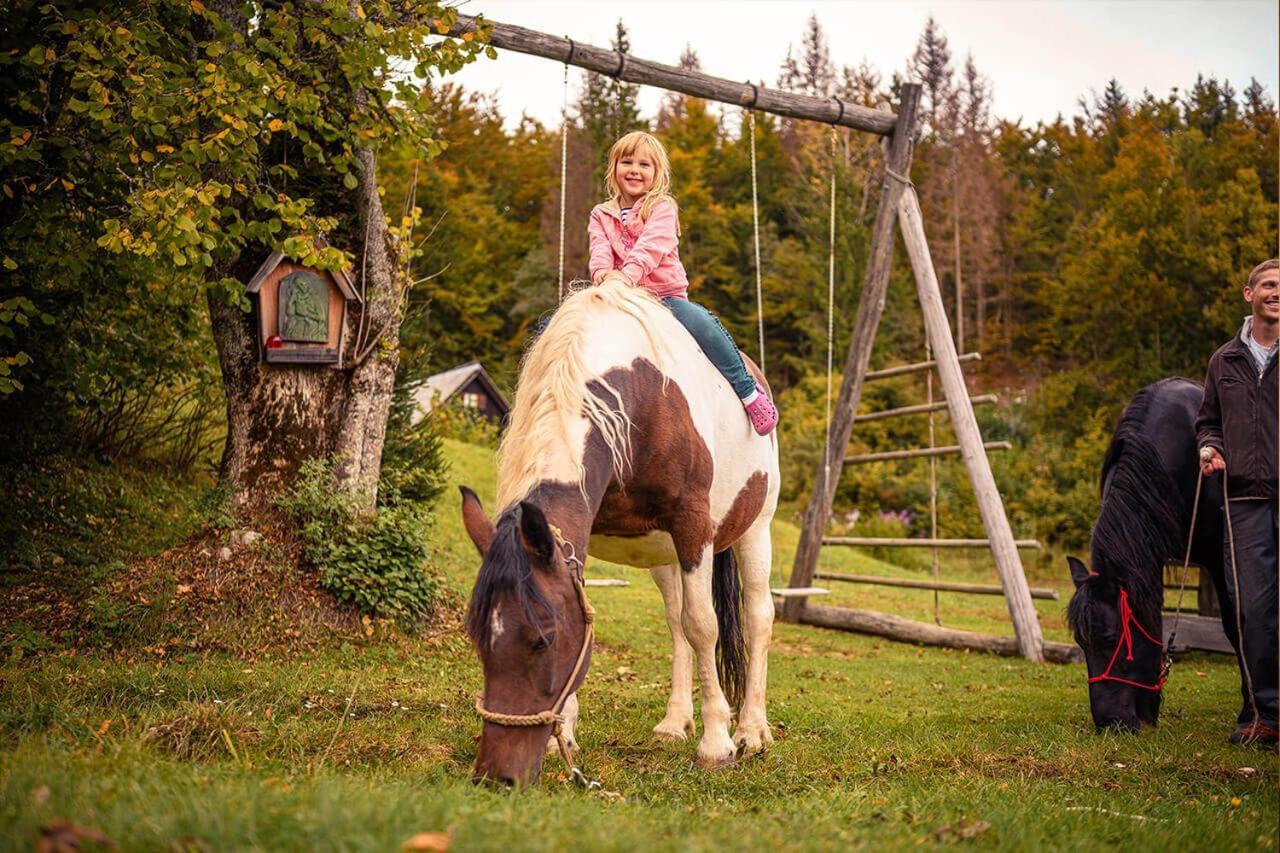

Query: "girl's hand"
(592, 269), (608, 285)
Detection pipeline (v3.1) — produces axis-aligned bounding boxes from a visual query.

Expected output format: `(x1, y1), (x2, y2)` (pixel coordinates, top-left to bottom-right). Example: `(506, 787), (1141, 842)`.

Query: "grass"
(0, 439), (1275, 851)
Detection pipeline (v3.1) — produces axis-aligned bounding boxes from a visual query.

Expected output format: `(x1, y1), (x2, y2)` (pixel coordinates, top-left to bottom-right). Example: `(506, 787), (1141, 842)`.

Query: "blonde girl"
(587, 131), (778, 435)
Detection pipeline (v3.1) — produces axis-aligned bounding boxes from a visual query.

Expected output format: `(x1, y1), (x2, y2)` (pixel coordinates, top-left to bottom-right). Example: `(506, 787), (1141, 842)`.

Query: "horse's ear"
(460, 486), (494, 557)
(517, 502), (556, 566)
(1067, 556), (1091, 588)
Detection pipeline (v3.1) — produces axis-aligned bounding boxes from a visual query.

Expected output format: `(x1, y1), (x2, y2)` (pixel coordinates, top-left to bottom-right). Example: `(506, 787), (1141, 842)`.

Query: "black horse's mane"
(1069, 385), (1184, 639)
(466, 512), (557, 651)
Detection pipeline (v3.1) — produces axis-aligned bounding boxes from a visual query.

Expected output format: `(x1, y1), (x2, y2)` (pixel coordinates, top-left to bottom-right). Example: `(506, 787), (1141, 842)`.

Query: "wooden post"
(897, 189), (1044, 662)
(781, 84), (922, 622)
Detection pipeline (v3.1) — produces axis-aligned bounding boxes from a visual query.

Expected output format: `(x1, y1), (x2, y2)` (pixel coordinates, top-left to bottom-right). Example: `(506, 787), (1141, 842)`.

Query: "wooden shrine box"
(244, 248), (358, 366)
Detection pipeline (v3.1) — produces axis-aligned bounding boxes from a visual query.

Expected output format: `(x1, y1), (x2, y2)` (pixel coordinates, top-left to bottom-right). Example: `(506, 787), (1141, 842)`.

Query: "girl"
(587, 131), (779, 436)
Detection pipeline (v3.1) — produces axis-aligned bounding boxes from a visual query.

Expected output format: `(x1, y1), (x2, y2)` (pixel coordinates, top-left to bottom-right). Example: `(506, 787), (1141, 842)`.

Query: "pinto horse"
(1066, 377), (1237, 731)
(459, 276), (780, 785)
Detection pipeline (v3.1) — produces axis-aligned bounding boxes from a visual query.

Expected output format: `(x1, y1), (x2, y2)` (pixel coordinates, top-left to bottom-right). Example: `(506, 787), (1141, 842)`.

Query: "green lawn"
(0, 439), (1274, 851)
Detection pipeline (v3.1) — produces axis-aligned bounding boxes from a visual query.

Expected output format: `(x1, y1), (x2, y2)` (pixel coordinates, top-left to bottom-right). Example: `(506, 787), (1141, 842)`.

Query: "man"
(1197, 257), (1280, 748)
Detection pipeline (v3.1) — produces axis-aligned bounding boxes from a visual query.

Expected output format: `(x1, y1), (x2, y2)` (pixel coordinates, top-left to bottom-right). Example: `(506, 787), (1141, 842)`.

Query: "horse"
(1066, 377), (1237, 732)
(458, 275), (780, 785)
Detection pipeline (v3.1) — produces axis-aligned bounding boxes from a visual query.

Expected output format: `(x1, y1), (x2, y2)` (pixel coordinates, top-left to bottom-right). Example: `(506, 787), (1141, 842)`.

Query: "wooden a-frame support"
(447, 15), (1055, 663)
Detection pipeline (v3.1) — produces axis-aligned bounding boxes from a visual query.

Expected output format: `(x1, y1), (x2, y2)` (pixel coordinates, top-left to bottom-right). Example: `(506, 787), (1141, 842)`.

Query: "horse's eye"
(532, 633), (555, 651)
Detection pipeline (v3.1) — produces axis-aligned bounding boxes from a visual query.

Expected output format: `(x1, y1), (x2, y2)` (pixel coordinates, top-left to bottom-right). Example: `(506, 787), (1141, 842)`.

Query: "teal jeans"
(662, 296), (756, 399)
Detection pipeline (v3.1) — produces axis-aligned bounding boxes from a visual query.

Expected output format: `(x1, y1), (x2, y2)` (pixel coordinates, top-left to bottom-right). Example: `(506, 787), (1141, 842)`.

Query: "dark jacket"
(1196, 323), (1278, 499)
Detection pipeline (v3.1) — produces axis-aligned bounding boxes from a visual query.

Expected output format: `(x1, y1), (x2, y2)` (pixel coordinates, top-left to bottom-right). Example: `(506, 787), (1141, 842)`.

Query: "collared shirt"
(1241, 316), (1278, 375)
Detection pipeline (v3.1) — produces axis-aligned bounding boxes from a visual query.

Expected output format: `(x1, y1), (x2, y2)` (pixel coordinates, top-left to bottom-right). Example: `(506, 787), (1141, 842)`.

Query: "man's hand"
(592, 269), (608, 285)
(1200, 446), (1226, 476)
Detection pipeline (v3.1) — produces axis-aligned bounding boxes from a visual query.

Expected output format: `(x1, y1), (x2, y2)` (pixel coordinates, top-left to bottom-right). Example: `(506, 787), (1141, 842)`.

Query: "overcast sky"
(442, 0), (1279, 129)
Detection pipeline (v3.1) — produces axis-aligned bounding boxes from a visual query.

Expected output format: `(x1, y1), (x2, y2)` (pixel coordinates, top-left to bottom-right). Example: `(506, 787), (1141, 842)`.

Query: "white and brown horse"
(459, 275), (780, 785)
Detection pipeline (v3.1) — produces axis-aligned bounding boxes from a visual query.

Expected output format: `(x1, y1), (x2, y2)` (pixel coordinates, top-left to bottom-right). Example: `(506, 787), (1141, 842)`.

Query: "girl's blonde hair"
(604, 131), (679, 231)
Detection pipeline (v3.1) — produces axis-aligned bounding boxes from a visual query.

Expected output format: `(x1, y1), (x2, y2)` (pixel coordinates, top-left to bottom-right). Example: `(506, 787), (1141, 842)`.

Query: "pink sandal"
(744, 386), (778, 436)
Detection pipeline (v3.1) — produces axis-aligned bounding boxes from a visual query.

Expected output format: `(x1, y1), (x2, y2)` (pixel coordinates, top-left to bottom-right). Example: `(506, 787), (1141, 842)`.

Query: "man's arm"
(1196, 355), (1226, 474)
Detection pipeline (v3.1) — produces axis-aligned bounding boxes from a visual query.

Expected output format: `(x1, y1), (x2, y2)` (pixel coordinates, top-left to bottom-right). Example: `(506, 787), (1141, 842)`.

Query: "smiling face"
(604, 131), (672, 213)
(614, 149), (656, 207)
(1245, 265), (1280, 326)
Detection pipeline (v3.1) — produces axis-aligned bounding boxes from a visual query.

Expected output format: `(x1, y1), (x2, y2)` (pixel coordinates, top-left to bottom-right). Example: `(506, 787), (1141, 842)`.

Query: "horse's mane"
(495, 278), (672, 508)
(1069, 385), (1183, 637)
(466, 513), (554, 652)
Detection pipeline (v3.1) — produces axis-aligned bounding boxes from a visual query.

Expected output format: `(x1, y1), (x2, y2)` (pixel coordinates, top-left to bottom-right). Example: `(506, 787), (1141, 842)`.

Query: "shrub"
(278, 458), (441, 623)
(429, 400), (501, 449)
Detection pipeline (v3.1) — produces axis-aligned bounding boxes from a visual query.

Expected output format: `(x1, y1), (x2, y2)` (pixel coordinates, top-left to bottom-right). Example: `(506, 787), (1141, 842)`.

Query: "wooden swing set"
(448, 16), (1080, 664)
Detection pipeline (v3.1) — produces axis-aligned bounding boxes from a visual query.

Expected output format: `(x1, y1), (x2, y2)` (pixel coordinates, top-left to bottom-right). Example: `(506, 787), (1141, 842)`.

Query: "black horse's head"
(1067, 556), (1164, 732)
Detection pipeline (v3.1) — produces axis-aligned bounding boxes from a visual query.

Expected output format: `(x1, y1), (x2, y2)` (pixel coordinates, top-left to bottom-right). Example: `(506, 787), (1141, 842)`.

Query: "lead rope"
(1221, 467), (1263, 732)
(1163, 464), (1205, 682)
(747, 109), (765, 378)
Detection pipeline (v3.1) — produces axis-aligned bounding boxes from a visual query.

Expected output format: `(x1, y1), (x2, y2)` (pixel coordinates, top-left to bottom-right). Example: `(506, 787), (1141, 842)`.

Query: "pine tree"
(909, 16), (956, 139)
(656, 46), (702, 130)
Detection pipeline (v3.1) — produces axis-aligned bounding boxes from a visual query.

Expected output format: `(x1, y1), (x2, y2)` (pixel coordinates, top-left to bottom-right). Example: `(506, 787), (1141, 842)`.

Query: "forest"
(3, 9), (1277, 552)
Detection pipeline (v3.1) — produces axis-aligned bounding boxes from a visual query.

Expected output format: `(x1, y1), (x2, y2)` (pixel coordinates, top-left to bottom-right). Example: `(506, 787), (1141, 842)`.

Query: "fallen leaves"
(401, 831), (450, 852)
(37, 820), (113, 852)
(933, 818), (991, 843)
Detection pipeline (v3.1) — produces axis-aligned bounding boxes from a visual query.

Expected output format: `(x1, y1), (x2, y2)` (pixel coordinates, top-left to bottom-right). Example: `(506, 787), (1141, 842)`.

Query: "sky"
(441, 0), (1279, 130)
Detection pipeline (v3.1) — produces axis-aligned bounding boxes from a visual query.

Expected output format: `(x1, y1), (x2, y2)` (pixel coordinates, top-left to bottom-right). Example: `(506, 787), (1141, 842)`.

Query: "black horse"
(1067, 377), (1237, 732)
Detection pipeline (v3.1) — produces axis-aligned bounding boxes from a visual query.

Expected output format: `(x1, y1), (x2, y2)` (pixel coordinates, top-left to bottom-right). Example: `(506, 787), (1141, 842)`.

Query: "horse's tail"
(712, 547), (747, 711)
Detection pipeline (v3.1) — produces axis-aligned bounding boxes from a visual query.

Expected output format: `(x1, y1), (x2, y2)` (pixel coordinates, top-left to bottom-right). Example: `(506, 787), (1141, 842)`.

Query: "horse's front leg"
(681, 549), (736, 767)
(731, 521), (774, 753)
(649, 563), (696, 740)
(545, 692), (579, 756)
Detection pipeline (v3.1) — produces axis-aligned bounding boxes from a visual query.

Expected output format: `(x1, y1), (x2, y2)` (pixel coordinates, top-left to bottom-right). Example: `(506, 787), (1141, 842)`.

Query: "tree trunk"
(206, 124), (399, 511)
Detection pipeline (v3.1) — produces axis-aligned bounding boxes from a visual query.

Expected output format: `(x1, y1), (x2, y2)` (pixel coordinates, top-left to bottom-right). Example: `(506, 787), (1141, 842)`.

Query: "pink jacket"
(587, 198), (689, 300)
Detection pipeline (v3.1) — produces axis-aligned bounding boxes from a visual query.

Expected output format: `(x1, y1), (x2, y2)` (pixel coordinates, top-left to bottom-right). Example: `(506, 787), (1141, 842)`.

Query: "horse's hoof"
(731, 722), (773, 754)
(545, 736), (577, 755)
(695, 736), (737, 769)
(652, 716), (696, 742)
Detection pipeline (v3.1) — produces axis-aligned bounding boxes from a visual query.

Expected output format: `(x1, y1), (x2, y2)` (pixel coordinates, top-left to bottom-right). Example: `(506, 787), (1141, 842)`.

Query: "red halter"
(1086, 586), (1167, 692)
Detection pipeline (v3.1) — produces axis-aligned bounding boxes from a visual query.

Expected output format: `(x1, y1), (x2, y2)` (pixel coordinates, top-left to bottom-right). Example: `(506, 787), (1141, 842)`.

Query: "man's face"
(1245, 268), (1280, 324)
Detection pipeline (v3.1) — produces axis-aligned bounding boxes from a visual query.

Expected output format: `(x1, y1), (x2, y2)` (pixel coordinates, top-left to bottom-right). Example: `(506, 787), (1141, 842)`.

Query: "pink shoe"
(744, 386), (778, 435)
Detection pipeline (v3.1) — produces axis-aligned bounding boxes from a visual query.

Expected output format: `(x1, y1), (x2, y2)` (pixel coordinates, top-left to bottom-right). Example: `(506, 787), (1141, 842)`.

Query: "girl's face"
(615, 148), (656, 205)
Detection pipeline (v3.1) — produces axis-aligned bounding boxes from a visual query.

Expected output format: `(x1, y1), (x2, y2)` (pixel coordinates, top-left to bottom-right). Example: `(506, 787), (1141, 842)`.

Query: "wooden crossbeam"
(447, 16), (897, 135)
(844, 440), (1011, 465)
(815, 571), (1059, 601)
(822, 537), (1042, 549)
(793, 604), (1080, 663)
(852, 394), (997, 423)
(771, 587), (830, 598)
(864, 352), (981, 381)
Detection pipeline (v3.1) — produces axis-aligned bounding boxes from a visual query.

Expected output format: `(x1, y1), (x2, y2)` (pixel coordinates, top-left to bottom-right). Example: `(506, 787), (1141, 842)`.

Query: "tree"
(1, 1), (483, 506)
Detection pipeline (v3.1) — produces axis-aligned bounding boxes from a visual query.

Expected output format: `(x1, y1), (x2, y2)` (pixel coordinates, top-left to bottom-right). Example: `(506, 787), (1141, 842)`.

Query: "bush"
(278, 458), (441, 623)
(429, 400), (501, 449)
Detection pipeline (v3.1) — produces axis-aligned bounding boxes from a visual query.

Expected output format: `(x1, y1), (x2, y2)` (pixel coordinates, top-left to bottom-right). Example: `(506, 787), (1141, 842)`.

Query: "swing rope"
(747, 110), (766, 378)
(557, 58), (570, 303)
(823, 127), (837, 501)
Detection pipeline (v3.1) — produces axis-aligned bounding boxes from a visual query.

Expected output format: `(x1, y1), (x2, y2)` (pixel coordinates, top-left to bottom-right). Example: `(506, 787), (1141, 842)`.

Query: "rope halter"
(1086, 585), (1167, 692)
(474, 523), (596, 784)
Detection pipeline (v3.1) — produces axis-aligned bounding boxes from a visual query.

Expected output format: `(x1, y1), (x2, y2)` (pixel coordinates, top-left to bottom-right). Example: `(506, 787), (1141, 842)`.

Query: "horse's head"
(460, 487), (592, 786)
(1067, 556), (1163, 732)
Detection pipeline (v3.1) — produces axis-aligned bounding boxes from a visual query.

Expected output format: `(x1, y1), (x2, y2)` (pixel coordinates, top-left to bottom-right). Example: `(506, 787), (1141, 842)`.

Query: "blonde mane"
(496, 278), (673, 508)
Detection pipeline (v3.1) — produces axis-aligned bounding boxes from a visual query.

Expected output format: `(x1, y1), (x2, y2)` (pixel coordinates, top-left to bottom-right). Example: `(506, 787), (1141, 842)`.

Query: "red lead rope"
(1087, 587), (1167, 692)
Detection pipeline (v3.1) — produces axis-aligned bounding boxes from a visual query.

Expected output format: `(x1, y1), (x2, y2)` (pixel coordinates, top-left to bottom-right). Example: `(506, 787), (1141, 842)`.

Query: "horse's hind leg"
(650, 563), (696, 740)
(681, 550), (737, 767)
(731, 520), (774, 754)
